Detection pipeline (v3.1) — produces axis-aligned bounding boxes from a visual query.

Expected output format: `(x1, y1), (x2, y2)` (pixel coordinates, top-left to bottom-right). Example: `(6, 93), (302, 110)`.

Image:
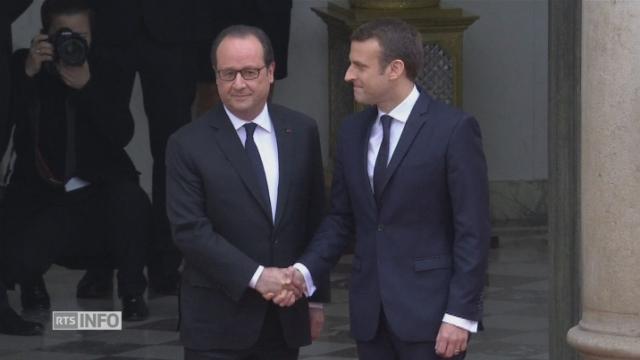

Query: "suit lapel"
(208, 106), (272, 221)
(271, 107), (293, 228)
(378, 93), (431, 196)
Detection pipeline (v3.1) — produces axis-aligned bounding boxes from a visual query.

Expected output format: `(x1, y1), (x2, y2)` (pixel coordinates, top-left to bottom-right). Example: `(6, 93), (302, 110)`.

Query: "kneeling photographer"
(1, 0), (151, 321)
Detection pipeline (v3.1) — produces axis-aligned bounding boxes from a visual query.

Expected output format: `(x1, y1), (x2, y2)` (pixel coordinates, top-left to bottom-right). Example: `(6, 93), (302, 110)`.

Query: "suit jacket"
(300, 91), (491, 342)
(166, 103), (328, 350)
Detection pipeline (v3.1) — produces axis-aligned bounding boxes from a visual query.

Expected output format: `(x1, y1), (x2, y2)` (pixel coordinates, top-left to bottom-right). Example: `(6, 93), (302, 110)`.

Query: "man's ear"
(267, 62), (276, 83)
(387, 59), (406, 80)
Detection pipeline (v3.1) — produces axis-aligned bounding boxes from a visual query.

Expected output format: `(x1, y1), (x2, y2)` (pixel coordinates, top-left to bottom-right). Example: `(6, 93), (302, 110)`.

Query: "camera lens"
(58, 38), (86, 66)
(53, 28), (88, 66)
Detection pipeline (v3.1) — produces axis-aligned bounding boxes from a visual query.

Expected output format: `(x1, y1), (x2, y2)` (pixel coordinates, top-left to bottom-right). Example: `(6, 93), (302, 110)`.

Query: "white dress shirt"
(224, 104), (279, 220)
(366, 86), (418, 186)
(224, 105), (280, 289)
(296, 86), (478, 332)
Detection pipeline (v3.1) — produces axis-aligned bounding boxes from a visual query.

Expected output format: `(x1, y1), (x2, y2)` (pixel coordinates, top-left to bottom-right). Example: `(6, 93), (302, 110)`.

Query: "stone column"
(567, 1), (640, 359)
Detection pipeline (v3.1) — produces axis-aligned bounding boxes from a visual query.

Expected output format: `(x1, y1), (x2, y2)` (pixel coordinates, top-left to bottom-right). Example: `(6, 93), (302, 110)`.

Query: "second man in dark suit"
(294, 19), (491, 360)
(166, 25), (328, 359)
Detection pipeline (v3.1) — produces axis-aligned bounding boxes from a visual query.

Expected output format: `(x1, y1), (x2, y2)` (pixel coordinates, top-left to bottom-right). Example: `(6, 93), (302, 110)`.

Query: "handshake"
(254, 266), (307, 307)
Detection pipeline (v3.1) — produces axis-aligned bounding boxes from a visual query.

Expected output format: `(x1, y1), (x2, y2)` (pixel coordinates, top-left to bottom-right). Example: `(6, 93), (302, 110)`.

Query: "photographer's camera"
(48, 27), (88, 66)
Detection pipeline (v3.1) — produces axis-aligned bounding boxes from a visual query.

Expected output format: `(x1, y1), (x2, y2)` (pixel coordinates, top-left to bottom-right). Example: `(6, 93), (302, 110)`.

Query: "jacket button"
(377, 224), (384, 231)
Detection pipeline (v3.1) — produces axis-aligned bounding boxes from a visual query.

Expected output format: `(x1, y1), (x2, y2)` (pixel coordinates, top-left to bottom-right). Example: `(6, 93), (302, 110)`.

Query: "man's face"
(48, 13), (92, 47)
(215, 35), (274, 121)
(344, 39), (392, 106)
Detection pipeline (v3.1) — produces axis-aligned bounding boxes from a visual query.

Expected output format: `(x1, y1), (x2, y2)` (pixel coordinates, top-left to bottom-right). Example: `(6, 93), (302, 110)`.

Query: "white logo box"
(52, 311), (122, 330)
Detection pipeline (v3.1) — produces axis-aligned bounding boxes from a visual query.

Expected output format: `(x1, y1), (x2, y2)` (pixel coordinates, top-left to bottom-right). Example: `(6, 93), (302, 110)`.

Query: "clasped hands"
(255, 266), (306, 307)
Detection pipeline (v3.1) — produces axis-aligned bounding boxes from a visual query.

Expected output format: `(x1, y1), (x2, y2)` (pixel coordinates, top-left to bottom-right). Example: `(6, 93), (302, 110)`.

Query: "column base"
(568, 325), (640, 359)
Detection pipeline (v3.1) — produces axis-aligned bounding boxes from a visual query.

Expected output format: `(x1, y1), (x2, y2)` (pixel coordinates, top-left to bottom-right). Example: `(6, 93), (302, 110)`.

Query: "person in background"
(0, 0), (42, 337)
(1, 0), (151, 322)
(84, 0), (216, 296)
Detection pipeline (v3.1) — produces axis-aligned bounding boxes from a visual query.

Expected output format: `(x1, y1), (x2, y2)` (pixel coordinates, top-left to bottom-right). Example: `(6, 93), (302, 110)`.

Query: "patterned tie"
(373, 115), (393, 206)
(243, 123), (271, 216)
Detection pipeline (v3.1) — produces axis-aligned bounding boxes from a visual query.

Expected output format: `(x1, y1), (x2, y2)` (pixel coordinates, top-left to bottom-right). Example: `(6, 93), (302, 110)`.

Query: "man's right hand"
(255, 267), (309, 307)
(25, 34), (54, 77)
(255, 267), (299, 301)
(271, 267), (308, 307)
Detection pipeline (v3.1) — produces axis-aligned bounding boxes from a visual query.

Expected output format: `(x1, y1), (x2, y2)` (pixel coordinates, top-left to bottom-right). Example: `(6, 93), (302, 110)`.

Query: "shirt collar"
(377, 85), (419, 123)
(225, 104), (273, 133)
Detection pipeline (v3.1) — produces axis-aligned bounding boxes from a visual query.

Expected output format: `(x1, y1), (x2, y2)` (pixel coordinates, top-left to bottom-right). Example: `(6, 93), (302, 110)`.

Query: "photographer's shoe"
(77, 269), (113, 299)
(0, 308), (43, 336)
(20, 277), (50, 311)
(122, 296), (149, 322)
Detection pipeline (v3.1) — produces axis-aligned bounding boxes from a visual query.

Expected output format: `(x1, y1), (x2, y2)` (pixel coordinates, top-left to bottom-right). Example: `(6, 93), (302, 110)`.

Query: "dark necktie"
(243, 123), (271, 216)
(373, 115), (393, 206)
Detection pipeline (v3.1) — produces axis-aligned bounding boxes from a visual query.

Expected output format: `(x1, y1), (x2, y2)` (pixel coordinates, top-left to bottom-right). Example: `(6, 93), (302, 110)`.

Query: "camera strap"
(0, 127), (16, 188)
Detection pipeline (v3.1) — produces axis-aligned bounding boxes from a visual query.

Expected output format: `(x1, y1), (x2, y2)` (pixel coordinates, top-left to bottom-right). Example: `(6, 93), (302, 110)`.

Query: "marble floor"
(0, 225), (549, 359)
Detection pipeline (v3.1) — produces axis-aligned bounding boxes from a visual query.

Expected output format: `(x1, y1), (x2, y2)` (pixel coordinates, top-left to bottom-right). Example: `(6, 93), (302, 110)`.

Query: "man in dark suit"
(293, 19), (491, 359)
(85, 0), (215, 294)
(166, 25), (328, 359)
(0, 0), (44, 337)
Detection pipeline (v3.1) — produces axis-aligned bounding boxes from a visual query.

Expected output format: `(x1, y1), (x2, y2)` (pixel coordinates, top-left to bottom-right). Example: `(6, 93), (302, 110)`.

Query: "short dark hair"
(41, 0), (93, 32)
(351, 18), (424, 80)
(211, 25), (275, 69)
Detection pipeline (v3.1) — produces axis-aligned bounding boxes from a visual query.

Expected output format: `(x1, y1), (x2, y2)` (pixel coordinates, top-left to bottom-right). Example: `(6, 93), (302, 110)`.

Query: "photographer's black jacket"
(7, 49), (138, 192)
